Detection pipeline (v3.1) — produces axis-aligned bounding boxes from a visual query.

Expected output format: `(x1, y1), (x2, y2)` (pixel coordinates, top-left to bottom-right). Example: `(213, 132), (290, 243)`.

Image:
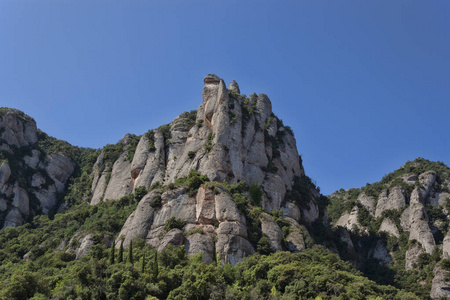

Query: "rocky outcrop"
(375, 187), (407, 218)
(0, 108), (38, 151)
(89, 75), (303, 214)
(357, 192), (376, 214)
(75, 233), (95, 260)
(379, 218), (400, 238)
(335, 206), (361, 231)
(116, 192), (156, 248)
(284, 218), (306, 252)
(260, 214), (283, 252)
(431, 265), (450, 299)
(228, 80), (240, 94)
(0, 108), (76, 228)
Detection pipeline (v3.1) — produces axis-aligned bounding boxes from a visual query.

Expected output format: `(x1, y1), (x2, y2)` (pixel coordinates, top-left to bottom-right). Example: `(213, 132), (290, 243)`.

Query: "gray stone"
(216, 234), (255, 266)
(45, 154), (75, 193)
(3, 208), (23, 228)
(12, 183), (29, 215)
(103, 152), (133, 201)
(152, 188), (196, 227)
(379, 218), (400, 238)
(116, 192), (156, 248)
(260, 214), (283, 252)
(228, 80), (240, 94)
(157, 229), (185, 252)
(282, 202), (301, 222)
(216, 221), (247, 237)
(184, 233), (215, 263)
(0, 161), (11, 186)
(375, 187), (406, 218)
(431, 265), (450, 299)
(75, 234), (95, 260)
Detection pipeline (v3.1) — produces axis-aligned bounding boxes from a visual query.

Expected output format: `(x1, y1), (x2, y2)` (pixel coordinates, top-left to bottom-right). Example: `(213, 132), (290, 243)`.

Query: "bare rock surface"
(260, 214), (282, 252)
(184, 233), (215, 263)
(375, 187), (406, 218)
(157, 229), (185, 252)
(335, 206), (361, 231)
(116, 192), (156, 248)
(379, 218), (400, 238)
(431, 265), (450, 299)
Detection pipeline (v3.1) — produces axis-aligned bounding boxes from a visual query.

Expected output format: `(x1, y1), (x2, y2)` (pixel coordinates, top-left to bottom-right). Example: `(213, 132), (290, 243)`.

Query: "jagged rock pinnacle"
(228, 80), (240, 94)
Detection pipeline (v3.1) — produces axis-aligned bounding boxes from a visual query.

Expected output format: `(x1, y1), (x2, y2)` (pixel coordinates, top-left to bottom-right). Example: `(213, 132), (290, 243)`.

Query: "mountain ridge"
(0, 75), (449, 299)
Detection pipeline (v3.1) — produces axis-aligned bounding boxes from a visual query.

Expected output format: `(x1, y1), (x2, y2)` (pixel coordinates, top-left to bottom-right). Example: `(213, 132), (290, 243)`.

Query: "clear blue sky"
(1, 1), (449, 195)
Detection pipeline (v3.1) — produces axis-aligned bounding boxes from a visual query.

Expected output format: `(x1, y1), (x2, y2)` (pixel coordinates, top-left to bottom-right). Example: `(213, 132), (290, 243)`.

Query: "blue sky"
(1, 1), (449, 195)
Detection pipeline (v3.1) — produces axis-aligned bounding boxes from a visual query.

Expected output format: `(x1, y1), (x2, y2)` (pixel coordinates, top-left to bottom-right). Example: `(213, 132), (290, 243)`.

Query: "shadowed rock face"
(0, 108), (75, 228)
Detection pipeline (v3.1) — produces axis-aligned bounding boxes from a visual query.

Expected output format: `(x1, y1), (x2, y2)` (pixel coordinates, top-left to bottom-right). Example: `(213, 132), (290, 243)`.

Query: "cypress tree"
(118, 240), (124, 263)
(109, 239), (115, 264)
(141, 252), (145, 273)
(152, 250), (158, 278)
(128, 240), (133, 264)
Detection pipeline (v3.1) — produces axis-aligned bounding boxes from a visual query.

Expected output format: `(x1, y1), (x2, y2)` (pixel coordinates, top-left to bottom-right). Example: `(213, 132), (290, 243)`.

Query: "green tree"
(152, 250), (159, 278)
(128, 240), (133, 264)
(118, 240), (124, 263)
(109, 239), (115, 265)
(141, 252), (145, 273)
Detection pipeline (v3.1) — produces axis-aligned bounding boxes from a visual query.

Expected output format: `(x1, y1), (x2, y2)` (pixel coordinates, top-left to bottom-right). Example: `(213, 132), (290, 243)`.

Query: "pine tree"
(109, 239), (115, 264)
(141, 252), (145, 273)
(128, 240), (133, 264)
(152, 250), (158, 278)
(118, 240), (124, 263)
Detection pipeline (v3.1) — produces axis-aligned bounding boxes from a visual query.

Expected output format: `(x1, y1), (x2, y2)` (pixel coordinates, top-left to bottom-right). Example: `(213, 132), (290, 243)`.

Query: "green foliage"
(126, 134), (140, 161)
(128, 240), (133, 264)
(164, 217), (186, 231)
(118, 240), (124, 263)
(204, 132), (214, 152)
(257, 236), (273, 255)
(249, 183), (263, 206)
(174, 170), (210, 196)
(102, 142), (124, 167)
(145, 130), (156, 152)
(284, 175), (320, 213)
(149, 194), (162, 209)
(158, 124), (171, 149)
(187, 151), (196, 159)
(109, 240), (115, 265)
(134, 186), (148, 202)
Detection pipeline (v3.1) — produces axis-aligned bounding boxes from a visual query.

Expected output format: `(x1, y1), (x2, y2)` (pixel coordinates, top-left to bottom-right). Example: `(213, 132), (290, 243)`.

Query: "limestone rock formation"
(0, 108), (75, 228)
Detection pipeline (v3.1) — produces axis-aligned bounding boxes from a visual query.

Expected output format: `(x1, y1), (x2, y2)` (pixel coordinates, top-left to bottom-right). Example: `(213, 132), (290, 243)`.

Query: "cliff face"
(88, 74), (316, 265)
(90, 74), (304, 211)
(0, 108), (75, 228)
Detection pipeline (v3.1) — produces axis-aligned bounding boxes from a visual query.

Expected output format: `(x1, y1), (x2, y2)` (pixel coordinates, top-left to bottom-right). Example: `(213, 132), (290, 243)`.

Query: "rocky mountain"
(328, 158), (450, 299)
(0, 75), (323, 263)
(0, 75), (448, 299)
